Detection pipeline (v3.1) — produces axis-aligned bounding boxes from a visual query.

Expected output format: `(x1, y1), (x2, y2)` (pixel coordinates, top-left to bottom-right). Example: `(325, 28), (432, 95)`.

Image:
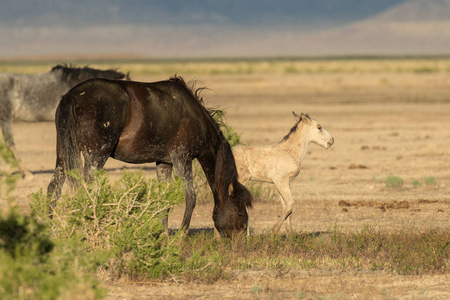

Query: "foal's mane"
(281, 113), (311, 142)
(50, 64), (126, 82)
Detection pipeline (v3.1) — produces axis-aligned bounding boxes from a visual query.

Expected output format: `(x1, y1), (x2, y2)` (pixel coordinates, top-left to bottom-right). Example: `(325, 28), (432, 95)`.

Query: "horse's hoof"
(22, 171), (35, 180)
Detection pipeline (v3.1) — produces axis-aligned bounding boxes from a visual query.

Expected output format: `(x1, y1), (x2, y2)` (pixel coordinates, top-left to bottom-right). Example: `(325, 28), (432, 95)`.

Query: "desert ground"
(3, 67), (450, 299)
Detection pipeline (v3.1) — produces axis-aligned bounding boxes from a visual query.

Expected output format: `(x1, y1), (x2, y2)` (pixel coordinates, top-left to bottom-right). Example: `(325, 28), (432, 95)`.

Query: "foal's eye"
(318, 125), (322, 131)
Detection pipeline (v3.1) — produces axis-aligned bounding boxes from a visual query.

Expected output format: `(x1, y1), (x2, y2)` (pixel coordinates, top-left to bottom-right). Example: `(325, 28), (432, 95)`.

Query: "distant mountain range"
(1, 0), (449, 58)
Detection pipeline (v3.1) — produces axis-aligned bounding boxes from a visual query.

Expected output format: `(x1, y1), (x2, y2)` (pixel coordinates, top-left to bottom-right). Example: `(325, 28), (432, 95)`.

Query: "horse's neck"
(278, 124), (311, 163)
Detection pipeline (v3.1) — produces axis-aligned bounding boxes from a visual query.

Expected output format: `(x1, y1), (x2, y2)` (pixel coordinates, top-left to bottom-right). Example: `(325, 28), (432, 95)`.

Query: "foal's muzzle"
(327, 138), (335, 148)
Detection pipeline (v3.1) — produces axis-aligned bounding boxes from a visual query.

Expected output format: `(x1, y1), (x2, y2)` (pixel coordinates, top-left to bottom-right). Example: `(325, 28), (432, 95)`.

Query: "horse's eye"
(318, 125), (322, 130)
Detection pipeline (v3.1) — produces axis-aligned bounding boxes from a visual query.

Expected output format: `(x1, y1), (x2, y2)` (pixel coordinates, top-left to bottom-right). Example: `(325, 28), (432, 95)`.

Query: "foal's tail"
(55, 94), (83, 187)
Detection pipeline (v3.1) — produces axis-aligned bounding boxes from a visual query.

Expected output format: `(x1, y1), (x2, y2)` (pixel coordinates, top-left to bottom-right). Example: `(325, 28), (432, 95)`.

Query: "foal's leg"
(171, 155), (195, 231)
(272, 179), (294, 233)
(156, 162), (173, 228)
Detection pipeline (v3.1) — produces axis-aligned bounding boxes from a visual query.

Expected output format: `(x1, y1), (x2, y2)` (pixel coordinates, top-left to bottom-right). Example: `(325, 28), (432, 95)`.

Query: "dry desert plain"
(3, 62), (450, 299)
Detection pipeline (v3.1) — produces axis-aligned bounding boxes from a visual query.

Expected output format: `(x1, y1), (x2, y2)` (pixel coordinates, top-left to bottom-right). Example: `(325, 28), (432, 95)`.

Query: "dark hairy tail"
(55, 94), (82, 187)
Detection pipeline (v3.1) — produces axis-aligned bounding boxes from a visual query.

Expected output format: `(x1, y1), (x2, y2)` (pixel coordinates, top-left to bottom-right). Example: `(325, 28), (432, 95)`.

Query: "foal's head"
(293, 112), (334, 149)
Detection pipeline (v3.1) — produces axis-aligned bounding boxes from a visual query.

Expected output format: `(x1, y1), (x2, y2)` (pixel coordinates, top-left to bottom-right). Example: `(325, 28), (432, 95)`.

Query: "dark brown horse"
(47, 76), (253, 237)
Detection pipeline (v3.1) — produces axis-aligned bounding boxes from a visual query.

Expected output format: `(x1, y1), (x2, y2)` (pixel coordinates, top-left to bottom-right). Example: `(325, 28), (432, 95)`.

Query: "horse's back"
(61, 78), (212, 164)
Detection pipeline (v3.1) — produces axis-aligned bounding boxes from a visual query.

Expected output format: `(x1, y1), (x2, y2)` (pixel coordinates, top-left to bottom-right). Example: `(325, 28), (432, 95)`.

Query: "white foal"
(233, 112), (334, 233)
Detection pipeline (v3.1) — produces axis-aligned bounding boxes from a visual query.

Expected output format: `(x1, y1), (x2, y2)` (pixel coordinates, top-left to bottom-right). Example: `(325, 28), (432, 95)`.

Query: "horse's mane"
(50, 64), (126, 82)
(281, 113), (311, 142)
(169, 75), (224, 126)
(169, 75), (252, 209)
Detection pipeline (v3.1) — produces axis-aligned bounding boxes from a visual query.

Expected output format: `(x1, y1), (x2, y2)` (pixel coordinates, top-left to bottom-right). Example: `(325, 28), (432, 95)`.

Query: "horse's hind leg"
(82, 152), (109, 182)
(156, 162), (173, 228)
(47, 158), (65, 216)
(272, 179), (294, 233)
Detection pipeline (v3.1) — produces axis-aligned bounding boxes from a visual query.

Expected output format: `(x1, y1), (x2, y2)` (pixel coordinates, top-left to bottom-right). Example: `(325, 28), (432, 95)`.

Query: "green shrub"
(0, 205), (107, 300)
(385, 175), (404, 188)
(0, 142), (19, 197)
(31, 169), (186, 279)
(247, 182), (277, 203)
(213, 108), (243, 147)
(412, 179), (422, 188)
(423, 176), (437, 186)
(0, 140), (106, 299)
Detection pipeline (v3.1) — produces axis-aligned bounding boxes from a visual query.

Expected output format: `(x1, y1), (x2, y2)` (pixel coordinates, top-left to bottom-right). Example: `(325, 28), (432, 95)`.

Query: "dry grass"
(2, 57), (450, 76)
(180, 227), (450, 283)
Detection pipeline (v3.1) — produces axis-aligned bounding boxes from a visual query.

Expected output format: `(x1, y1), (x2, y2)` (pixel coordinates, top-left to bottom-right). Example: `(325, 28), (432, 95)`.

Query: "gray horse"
(0, 65), (129, 177)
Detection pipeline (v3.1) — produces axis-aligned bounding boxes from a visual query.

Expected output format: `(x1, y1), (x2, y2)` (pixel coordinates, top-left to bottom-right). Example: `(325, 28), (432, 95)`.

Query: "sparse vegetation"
(0, 142), (19, 198)
(20, 164), (449, 286)
(178, 226), (449, 282)
(0, 141), (106, 300)
(246, 182), (277, 203)
(3, 57), (450, 76)
(31, 170), (186, 280)
(385, 175), (404, 188)
(411, 176), (437, 188)
(423, 176), (437, 186)
(412, 179), (422, 188)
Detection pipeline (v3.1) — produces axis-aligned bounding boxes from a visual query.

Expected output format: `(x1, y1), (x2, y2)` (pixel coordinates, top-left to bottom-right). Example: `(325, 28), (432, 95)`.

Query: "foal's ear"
(292, 111), (301, 122)
(300, 113), (311, 123)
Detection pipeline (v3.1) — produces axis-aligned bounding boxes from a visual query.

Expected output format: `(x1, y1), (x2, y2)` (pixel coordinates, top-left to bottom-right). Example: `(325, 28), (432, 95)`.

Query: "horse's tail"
(55, 93), (82, 188)
(215, 136), (253, 210)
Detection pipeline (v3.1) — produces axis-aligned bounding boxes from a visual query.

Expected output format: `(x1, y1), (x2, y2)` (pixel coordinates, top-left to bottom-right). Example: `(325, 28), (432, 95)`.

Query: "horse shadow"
(28, 165), (157, 176)
(168, 228), (329, 238)
(168, 227), (215, 237)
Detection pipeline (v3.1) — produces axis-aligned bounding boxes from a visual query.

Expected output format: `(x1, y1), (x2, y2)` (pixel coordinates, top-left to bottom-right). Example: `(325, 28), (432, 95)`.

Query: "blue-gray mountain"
(1, 0), (449, 57)
(0, 0), (404, 28)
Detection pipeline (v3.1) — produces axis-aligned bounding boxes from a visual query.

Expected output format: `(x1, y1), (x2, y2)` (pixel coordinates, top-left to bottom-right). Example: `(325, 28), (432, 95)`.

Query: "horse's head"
(213, 181), (252, 238)
(293, 112), (334, 149)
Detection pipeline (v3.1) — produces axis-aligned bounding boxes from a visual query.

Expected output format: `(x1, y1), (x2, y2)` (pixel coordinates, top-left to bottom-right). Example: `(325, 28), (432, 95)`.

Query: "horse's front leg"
(272, 179), (294, 233)
(156, 162), (173, 228)
(171, 156), (195, 231)
(1, 120), (33, 178)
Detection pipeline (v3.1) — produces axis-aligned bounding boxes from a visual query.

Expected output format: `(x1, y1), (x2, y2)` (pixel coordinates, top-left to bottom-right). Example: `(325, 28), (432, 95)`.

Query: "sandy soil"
(4, 72), (450, 299)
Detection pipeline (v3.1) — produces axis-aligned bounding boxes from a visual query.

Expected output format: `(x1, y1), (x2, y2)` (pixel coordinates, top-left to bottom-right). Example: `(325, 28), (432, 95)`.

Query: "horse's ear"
(292, 111), (301, 122)
(228, 183), (234, 196)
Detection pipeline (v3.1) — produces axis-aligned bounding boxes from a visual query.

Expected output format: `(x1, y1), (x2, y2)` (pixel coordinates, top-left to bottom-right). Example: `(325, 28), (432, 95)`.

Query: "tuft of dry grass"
(179, 226), (450, 282)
